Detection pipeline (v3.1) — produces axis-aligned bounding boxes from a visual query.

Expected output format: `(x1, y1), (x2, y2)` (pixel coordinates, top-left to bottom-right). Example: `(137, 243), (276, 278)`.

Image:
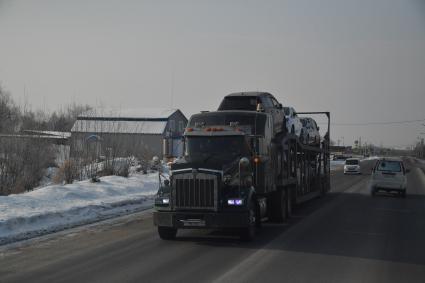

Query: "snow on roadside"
(330, 160), (345, 171)
(361, 156), (379, 161)
(0, 173), (159, 245)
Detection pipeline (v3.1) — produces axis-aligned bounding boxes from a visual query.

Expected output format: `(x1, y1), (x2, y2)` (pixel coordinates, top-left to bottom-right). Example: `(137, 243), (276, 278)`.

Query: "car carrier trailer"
(153, 109), (330, 241)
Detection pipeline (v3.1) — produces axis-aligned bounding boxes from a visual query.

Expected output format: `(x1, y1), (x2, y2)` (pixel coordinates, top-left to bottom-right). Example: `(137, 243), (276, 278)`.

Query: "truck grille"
(173, 172), (218, 210)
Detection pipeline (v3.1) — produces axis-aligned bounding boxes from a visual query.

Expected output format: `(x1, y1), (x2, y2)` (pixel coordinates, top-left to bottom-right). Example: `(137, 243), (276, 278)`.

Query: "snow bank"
(0, 173), (159, 245)
(362, 156), (380, 161)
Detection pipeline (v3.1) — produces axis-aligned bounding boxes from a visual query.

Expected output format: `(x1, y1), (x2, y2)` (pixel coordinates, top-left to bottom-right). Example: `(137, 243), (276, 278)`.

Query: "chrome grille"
(173, 172), (217, 210)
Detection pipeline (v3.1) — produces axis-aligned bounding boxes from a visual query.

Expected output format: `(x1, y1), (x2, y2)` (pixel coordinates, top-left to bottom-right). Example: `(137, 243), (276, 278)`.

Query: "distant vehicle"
(333, 155), (350, 161)
(370, 158), (409, 197)
(218, 92), (286, 134)
(283, 107), (303, 137)
(344, 158), (361, 174)
(300, 117), (320, 145)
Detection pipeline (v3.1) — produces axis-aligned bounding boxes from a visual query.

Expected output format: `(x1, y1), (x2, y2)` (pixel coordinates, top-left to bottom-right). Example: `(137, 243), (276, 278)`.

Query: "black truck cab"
(154, 111), (274, 240)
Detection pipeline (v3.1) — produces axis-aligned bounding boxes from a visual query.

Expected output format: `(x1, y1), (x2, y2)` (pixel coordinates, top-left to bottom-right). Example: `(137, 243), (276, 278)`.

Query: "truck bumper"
(153, 211), (249, 229)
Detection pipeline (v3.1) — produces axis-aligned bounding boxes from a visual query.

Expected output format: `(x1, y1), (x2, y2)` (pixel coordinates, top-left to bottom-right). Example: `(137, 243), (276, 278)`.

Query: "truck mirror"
(239, 157), (250, 168)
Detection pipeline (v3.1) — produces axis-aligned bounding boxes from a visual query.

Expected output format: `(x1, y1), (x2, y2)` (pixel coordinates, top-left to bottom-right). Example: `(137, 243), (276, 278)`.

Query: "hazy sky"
(1, 0), (424, 147)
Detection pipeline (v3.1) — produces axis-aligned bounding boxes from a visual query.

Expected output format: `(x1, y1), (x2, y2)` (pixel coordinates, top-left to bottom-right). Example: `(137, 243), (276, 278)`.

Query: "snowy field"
(0, 173), (159, 245)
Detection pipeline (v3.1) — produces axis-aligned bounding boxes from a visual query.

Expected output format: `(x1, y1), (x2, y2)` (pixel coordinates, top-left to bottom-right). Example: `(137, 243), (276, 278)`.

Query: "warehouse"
(70, 108), (187, 159)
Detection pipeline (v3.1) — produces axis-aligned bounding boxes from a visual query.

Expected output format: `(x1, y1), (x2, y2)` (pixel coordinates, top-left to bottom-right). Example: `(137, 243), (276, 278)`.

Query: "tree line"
(0, 85), (91, 195)
(0, 85), (156, 195)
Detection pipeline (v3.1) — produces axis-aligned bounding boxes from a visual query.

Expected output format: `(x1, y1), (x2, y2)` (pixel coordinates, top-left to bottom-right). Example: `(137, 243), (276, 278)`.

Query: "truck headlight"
(162, 198), (170, 204)
(227, 199), (244, 206)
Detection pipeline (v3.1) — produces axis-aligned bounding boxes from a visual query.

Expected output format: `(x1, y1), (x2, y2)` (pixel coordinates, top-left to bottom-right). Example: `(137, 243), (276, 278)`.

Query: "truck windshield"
(188, 113), (267, 136)
(185, 136), (251, 163)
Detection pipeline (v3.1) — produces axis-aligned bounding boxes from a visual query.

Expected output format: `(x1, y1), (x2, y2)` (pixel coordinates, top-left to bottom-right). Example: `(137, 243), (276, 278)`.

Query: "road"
(1, 158), (425, 283)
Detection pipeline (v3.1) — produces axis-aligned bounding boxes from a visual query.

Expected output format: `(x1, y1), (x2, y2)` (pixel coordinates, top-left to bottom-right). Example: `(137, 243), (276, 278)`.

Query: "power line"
(318, 118), (425, 126)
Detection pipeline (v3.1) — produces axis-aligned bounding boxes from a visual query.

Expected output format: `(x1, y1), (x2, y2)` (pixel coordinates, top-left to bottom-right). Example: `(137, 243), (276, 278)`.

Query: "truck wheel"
(240, 201), (256, 241)
(158, 226), (177, 240)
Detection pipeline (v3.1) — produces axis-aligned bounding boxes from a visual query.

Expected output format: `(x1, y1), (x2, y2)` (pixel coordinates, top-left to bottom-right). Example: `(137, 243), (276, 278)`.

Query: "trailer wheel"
(158, 226), (177, 240)
(240, 201), (256, 241)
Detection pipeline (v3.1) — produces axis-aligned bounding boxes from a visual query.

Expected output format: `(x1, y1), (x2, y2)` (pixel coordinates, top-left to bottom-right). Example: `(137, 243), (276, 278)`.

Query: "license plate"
(383, 174), (394, 178)
(180, 219), (206, 227)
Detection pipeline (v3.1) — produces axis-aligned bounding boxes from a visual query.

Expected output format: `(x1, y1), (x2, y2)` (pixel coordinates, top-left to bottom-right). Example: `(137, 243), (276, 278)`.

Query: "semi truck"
(153, 94), (330, 241)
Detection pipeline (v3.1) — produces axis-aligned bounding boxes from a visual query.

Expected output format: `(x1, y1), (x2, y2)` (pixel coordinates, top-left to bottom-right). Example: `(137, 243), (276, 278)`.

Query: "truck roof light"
(254, 157), (261, 164)
(205, 127), (224, 132)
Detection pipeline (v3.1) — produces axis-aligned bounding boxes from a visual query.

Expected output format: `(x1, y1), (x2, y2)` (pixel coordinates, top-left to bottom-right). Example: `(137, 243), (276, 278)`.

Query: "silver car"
(370, 158), (409, 198)
(344, 158), (361, 174)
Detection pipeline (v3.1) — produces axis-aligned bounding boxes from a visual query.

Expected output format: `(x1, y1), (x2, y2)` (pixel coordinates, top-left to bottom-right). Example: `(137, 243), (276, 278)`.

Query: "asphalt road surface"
(1, 158), (425, 283)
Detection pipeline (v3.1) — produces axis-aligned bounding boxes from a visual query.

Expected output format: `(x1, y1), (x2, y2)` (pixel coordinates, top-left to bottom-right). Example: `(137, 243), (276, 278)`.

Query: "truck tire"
(270, 188), (287, 223)
(240, 201), (256, 241)
(158, 226), (177, 240)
